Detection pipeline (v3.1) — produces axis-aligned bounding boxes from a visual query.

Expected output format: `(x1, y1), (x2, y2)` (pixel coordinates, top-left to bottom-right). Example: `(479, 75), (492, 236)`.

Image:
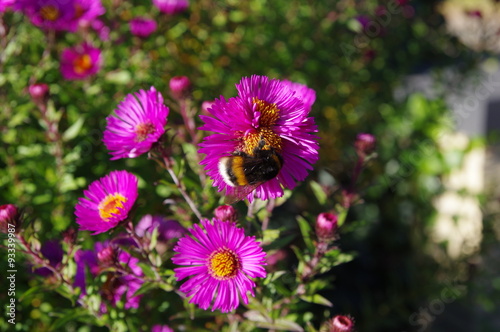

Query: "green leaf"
(299, 294), (333, 307)
(336, 208), (348, 227)
(263, 271), (288, 285)
(55, 283), (76, 305)
(19, 285), (45, 302)
(62, 117), (85, 141)
(262, 228), (280, 244)
(105, 70), (132, 84)
(310, 180), (327, 205)
(50, 308), (95, 330)
(132, 281), (157, 297)
(296, 216), (315, 253)
(137, 262), (157, 280)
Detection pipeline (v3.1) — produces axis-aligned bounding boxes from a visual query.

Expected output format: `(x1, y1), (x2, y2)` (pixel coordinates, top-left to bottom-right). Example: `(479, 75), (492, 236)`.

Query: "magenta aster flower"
(0, 0), (14, 12)
(198, 75), (319, 201)
(75, 170), (138, 235)
(15, 0), (76, 31)
(151, 325), (174, 332)
(103, 87), (169, 160)
(111, 250), (144, 309)
(34, 240), (63, 277)
(136, 215), (186, 242)
(153, 0), (188, 15)
(74, 249), (99, 295)
(60, 42), (102, 80)
(71, 0), (106, 29)
(281, 80), (316, 112)
(130, 17), (157, 38)
(172, 218), (267, 313)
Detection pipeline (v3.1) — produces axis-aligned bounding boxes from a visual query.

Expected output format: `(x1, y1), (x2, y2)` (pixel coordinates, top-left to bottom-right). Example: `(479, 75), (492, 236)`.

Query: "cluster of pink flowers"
(14, 0), (105, 32)
(13, 0), (189, 82)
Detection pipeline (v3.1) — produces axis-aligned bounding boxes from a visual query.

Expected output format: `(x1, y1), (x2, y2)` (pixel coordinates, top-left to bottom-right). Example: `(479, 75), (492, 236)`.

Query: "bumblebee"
(218, 139), (284, 194)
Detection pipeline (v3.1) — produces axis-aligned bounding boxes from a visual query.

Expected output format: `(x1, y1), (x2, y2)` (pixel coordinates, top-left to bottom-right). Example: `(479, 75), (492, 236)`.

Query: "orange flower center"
(98, 194), (127, 221)
(135, 122), (156, 142)
(208, 248), (240, 279)
(241, 97), (282, 154)
(73, 54), (93, 74)
(40, 5), (60, 21)
(74, 4), (85, 19)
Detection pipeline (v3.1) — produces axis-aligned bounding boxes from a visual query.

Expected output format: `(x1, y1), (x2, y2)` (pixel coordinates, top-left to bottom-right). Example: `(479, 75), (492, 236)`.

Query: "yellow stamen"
(135, 122), (156, 142)
(98, 194), (127, 221)
(73, 54), (93, 74)
(241, 98), (282, 154)
(40, 5), (59, 21)
(209, 248), (240, 279)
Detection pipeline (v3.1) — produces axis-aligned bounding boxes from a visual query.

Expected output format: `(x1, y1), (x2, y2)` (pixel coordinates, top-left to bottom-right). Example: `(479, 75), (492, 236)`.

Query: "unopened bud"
(62, 228), (77, 244)
(28, 83), (49, 101)
(0, 204), (20, 233)
(214, 205), (238, 222)
(169, 76), (191, 99)
(330, 315), (354, 332)
(354, 133), (376, 157)
(97, 246), (116, 266)
(315, 212), (338, 242)
(201, 100), (215, 114)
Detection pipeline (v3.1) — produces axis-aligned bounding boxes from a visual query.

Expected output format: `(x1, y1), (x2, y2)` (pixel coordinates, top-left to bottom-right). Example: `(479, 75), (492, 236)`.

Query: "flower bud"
(97, 246), (117, 267)
(62, 228), (77, 244)
(201, 100), (215, 114)
(130, 17), (157, 38)
(0, 204), (19, 233)
(330, 315), (354, 332)
(151, 325), (174, 332)
(28, 83), (49, 100)
(153, 0), (189, 15)
(354, 133), (376, 157)
(315, 212), (338, 242)
(169, 76), (191, 99)
(214, 205), (238, 222)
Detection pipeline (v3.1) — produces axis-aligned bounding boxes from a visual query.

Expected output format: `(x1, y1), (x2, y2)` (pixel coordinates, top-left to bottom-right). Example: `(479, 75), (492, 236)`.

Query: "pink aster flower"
(198, 75), (319, 201)
(71, 0), (106, 29)
(103, 87), (169, 160)
(281, 80), (316, 112)
(75, 170), (138, 235)
(153, 0), (188, 15)
(111, 250), (144, 309)
(130, 17), (157, 38)
(152, 325), (174, 332)
(0, 0), (14, 12)
(136, 215), (186, 242)
(172, 218), (267, 313)
(74, 249), (99, 295)
(60, 42), (102, 80)
(15, 0), (76, 31)
(92, 241), (144, 309)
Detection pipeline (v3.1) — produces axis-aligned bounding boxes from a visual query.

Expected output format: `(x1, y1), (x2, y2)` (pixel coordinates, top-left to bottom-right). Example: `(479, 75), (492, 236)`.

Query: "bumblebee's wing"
(223, 183), (262, 204)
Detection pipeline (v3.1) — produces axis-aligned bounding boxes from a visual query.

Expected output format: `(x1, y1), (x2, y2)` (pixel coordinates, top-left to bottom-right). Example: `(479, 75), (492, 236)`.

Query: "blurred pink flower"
(130, 17), (157, 38)
(60, 42), (102, 80)
(153, 0), (188, 15)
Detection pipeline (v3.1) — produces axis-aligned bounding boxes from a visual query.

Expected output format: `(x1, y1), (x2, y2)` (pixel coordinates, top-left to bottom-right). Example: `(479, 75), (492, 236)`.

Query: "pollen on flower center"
(208, 248), (240, 279)
(241, 98), (282, 154)
(135, 122), (156, 142)
(98, 194), (127, 221)
(40, 5), (60, 21)
(73, 54), (93, 74)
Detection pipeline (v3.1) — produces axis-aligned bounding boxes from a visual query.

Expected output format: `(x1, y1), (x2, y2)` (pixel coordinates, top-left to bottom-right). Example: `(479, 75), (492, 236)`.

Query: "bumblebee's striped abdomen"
(218, 156), (249, 187)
